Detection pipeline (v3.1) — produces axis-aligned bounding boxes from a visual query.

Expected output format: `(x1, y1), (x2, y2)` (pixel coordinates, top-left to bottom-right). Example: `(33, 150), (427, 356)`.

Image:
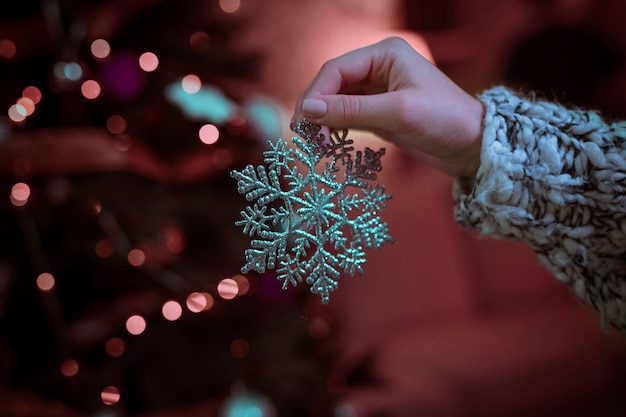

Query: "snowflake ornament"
(230, 119), (393, 303)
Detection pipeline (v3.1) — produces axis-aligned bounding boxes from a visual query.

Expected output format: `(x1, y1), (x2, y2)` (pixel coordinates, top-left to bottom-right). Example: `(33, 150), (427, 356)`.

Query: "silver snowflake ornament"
(230, 119), (393, 303)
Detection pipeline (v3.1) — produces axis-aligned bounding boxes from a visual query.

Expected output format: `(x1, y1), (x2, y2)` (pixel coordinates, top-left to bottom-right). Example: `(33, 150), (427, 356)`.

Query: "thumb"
(302, 93), (401, 132)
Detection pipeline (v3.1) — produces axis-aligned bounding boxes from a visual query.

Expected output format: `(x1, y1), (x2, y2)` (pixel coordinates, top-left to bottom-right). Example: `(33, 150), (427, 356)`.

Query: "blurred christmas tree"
(0, 1), (338, 416)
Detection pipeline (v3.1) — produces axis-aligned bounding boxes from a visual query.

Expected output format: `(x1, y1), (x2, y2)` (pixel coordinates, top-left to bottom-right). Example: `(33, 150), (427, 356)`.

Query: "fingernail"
(302, 98), (327, 118)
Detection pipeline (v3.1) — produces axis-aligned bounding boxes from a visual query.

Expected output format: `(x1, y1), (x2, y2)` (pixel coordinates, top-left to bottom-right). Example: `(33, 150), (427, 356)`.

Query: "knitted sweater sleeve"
(454, 86), (626, 332)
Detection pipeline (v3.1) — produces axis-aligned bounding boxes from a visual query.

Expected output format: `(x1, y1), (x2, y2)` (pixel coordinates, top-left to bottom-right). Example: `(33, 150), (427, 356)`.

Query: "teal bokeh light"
(219, 391), (275, 417)
(165, 80), (285, 140)
(54, 61), (83, 81)
(165, 81), (235, 125)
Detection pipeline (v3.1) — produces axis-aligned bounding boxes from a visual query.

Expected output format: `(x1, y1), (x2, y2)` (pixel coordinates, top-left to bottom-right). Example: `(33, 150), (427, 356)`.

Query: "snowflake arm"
(338, 243), (367, 276)
(231, 164), (282, 205)
(231, 119), (393, 303)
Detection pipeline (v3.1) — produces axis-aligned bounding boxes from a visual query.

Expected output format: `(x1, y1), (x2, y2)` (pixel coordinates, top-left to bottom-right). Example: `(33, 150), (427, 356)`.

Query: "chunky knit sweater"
(454, 86), (626, 333)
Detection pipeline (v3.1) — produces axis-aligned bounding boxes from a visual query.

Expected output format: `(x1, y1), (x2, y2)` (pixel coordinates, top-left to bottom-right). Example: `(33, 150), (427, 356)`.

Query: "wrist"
(459, 96), (485, 178)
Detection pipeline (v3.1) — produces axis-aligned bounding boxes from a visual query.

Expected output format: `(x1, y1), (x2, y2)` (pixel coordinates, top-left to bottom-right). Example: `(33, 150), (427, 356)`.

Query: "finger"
(302, 91), (406, 133)
(291, 40), (395, 128)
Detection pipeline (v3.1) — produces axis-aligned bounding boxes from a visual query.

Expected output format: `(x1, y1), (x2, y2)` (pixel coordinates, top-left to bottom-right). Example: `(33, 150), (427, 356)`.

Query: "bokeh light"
(0, 39), (16, 59)
(16, 97), (35, 116)
(53, 62), (65, 80)
(163, 226), (185, 253)
(36, 272), (55, 292)
(199, 124), (219, 145)
(95, 239), (114, 258)
(126, 314), (146, 335)
(219, 0), (241, 13)
(22, 86), (42, 104)
(101, 386), (121, 406)
(189, 31), (210, 52)
(8, 104), (26, 123)
(217, 278), (238, 300)
(139, 52), (159, 72)
(88, 199), (102, 215)
(60, 359), (79, 377)
(230, 338), (250, 359)
(162, 300), (183, 321)
(59, 62), (83, 81)
(113, 133), (133, 152)
(106, 114), (127, 134)
(127, 248), (145, 266)
(181, 74), (201, 94)
(105, 337), (126, 357)
(81, 80), (101, 99)
(186, 291), (213, 312)
(90, 39), (111, 59)
(231, 274), (250, 296)
(10, 182), (30, 206)
(226, 114), (246, 135)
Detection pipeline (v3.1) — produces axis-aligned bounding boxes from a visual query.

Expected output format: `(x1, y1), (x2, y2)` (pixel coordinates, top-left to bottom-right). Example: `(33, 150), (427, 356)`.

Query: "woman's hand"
(291, 36), (485, 178)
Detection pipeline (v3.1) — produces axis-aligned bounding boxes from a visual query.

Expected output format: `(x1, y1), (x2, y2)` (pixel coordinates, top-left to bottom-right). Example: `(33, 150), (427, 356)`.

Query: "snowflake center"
(230, 119), (393, 303)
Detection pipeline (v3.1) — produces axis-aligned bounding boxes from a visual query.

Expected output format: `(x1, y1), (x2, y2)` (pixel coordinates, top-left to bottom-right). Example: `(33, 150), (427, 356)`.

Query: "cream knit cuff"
(454, 86), (626, 332)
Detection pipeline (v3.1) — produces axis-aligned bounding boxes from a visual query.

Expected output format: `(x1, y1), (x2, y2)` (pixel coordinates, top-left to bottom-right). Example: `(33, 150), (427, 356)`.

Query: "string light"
(95, 239), (114, 259)
(36, 272), (56, 292)
(88, 199), (102, 215)
(163, 226), (185, 253)
(101, 386), (121, 406)
(162, 300), (183, 321)
(181, 74), (201, 94)
(65, 62), (83, 80)
(217, 278), (238, 300)
(81, 80), (101, 99)
(0, 39), (16, 59)
(127, 248), (146, 266)
(8, 104), (26, 124)
(60, 359), (79, 377)
(106, 115), (127, 134)
(186, 291), (213, 312)
(112, 133), (132, 152)
(10, 182), (30, 206)
(226, 114), (246, 135)
(90, 39), (111, 60)
(8, 87), (41, 124)
(231, 274), (250, 296)
(199, 123), (219, 145)
(105, 337), (126, 358)
(1, 4), (323, 410)
(126, 315), (146, 335)
(189, 31), (210, 52)
(138, 52), (159, 72)
(22, 86), (42, 104)
(16, 97), (35, 116)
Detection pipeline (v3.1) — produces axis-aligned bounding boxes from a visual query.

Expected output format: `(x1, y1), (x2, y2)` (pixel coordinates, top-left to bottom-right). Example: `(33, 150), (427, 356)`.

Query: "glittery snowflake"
(230, 119), (393, 303)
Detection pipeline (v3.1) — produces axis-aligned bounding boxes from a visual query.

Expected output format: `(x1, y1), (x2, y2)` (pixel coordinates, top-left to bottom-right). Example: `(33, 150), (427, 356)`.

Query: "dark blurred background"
(1, 1), (626, 417)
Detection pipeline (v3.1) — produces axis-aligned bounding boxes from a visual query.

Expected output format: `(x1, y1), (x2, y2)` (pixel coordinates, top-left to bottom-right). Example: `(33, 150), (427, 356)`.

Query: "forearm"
(454, 86), (626, 332)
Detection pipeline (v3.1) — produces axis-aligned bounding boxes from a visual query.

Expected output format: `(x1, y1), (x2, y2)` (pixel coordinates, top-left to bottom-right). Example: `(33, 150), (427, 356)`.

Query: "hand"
(291, 37), (485, 178)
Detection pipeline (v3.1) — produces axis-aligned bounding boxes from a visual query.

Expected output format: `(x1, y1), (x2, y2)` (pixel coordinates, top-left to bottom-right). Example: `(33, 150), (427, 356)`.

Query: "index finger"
(291, 39), (395, 128)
